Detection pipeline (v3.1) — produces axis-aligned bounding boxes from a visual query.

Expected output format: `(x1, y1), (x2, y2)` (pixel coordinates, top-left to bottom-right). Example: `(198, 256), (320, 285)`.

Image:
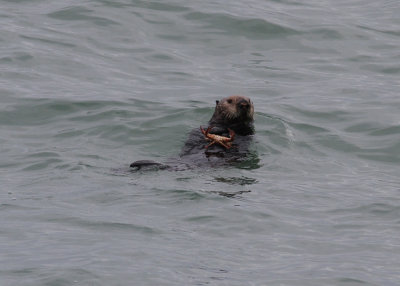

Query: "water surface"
(1, 0), (400, 285)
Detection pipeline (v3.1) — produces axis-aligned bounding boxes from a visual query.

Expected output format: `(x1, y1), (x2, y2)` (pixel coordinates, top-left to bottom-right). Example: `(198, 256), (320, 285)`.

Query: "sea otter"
(130, 95), (255, 170)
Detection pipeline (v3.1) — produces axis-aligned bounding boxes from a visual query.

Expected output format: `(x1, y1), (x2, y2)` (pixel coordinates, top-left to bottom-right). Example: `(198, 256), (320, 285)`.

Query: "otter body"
(130, 95), (254, 170)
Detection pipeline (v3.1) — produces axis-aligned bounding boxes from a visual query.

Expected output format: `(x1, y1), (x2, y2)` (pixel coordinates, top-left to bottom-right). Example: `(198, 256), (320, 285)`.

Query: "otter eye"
(227, 99), (233, 104)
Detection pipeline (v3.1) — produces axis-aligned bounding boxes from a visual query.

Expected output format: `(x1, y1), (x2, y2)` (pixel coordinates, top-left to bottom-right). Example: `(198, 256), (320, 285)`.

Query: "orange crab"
(200, 126), (235, 149)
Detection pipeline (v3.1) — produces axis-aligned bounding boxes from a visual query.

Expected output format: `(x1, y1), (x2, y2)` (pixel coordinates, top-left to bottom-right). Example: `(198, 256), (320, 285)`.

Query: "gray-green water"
(1, 0), (400, 285)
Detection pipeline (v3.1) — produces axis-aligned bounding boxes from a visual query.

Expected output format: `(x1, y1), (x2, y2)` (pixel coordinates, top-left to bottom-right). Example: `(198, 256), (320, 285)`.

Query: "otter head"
(214, 95), (254, 122)
(209, 95), (254, 135)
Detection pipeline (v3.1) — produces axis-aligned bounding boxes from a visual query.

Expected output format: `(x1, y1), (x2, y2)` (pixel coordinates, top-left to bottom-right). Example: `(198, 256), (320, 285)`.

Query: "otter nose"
(238, 99), (249, 109)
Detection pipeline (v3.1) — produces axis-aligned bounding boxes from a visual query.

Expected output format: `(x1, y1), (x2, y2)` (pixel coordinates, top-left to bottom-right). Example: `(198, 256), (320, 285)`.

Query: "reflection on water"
(213, 190), (251, 198)
(213, 176), (257, 186)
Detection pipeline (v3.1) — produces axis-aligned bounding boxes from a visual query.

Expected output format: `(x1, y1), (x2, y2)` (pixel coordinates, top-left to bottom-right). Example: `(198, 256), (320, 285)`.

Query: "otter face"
(217, 95), (254, 122)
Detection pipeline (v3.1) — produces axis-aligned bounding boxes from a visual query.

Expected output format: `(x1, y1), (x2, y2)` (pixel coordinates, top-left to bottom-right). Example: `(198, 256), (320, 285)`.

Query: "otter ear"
(215, 100), (219, 105)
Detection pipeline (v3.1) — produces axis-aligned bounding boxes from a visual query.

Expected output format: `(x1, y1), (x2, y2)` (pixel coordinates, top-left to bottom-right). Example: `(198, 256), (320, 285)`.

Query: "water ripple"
(47, 216), (160, 234)
(47, 6), (119, 26)
(2, 0), (400, 285)
(184, 12), (299, 39)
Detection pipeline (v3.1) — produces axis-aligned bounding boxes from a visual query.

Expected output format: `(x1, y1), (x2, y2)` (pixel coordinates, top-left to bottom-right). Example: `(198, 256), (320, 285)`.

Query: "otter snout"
(238, 99), (250, 110)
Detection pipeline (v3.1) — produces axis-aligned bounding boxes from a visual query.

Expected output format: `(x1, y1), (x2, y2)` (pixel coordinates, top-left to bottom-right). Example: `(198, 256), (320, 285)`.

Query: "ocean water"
(1, 0), (400, 285)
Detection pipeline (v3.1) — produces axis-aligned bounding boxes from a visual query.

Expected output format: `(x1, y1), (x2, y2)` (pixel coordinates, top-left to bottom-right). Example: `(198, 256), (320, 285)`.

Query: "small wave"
(154, 188), (208, 202)
(0, 98), (155, 126)
(184, 12), (299, 39)
(98, 0), (190, 12)
(22, 158), (64, 171)
(47, 6), (119, 26)
(306, 28), (344, 40)
(47, 216), (160, 234)
(19, 35), (76, 48)
(369, 125), (400, 136)
(330, 203), (400, 218)
(357, 24), (400, 37)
